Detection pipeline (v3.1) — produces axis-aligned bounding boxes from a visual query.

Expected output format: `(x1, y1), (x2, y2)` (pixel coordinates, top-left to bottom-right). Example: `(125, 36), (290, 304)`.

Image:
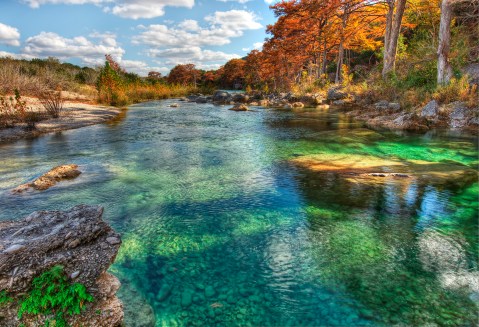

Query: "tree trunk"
(335, 11), (348, 84)
(437, 0), (453, 85)
(322, 40), (328, 75)
(335, 40), (344, 84)
(382, 0), (407, 78)
(383, 1), (394, 58)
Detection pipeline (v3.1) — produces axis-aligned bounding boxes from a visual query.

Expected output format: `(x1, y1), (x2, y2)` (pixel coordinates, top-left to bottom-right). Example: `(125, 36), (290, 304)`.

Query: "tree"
(221, 59), (246, 88)
(437, 0), (479, 85)
(167, 64), (199, 86)
(96, 55), (124, 105)
(382, 0), (408, 78)
(437, 0), (454, 85)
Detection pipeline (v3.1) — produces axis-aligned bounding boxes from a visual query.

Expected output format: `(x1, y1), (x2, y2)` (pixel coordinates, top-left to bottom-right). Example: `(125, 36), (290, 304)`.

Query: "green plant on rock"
(17, 265), (94, 327)
(0, 290), (13, 306)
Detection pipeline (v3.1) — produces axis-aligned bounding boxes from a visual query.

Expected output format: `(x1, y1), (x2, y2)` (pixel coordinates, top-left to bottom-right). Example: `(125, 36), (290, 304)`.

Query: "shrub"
(23, 111), (45, 131)
(0, 89), (28, 128)
(40, 87), (65, 118)
(433, 76), (477, 107)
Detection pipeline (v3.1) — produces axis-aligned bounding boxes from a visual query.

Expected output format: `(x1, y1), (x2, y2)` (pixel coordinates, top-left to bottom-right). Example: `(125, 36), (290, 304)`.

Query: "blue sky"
(0, 0), (277, 75)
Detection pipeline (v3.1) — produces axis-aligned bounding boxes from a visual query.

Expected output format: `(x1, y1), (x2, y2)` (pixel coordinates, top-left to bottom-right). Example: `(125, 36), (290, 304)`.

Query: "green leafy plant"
(0, 290), (13, 306)
(16, 265), (94, 327)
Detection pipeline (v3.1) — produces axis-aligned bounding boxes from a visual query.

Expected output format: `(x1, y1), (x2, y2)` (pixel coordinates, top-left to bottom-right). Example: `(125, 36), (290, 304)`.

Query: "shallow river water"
(0, 100), (478, 326)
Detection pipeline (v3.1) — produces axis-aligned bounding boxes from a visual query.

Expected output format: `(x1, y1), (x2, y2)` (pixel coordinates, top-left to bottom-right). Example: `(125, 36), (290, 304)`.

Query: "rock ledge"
(0, 205), (123, 326)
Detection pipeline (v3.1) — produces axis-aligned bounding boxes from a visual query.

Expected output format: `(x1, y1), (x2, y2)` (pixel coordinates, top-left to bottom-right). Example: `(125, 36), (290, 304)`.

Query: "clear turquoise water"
(0, 101), (478, 326)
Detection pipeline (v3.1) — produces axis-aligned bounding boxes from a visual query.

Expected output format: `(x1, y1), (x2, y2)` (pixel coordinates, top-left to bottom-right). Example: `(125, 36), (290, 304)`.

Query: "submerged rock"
(0, 205), (123, 326)
(229, 104), (249, 111)
(12, 164), (81, 193)
(290, 153), (478, 187)
(119, 282), (156, 327)
(169, 103), (179, 108)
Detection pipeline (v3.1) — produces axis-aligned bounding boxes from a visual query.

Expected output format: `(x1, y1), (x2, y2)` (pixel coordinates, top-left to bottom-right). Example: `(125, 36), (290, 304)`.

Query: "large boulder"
(373, 101), (401, 111)
(373, 100), (390, 110)
(449, 101), (469, 129)
(233, 93), (250, 103)
(292, 102), (305, 108)
(327, 87), (347, 101)
(259, 99), (270, 107)
(420, 100), (439, 120)
(212, 91), (231, 103)
(195, 96), (208, 104)
(301, 94), (324, 105)
(12, 164), (81, 193)
(0, 205), (123, 326)
(462, 63), (479, 86)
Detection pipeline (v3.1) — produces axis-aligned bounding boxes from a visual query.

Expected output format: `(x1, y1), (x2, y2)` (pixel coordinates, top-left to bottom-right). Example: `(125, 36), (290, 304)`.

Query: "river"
(0, 100), (477, 326)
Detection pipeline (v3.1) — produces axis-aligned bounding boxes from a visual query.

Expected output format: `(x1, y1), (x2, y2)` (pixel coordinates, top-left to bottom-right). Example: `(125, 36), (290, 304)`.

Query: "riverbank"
(0, 98), (121, 144)
(192, 90), (478, 134)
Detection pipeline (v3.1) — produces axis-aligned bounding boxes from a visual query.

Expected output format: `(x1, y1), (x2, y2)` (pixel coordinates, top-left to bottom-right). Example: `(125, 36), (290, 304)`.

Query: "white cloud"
(253, 42), (263, 50)
(133, 10), (262, 47)
(22, 0), (194, 19)
(205, 10), (262, 31)
(149, 46), (239, 64)
(23, 0), (107, 8)
(119, 59), (169, 75)
(217, 0), (251, 3)
(0, 51), (35, 60)
(22, 32), (124, 65)
(0, 23), (21, 46)
(242, 42), (263, 52)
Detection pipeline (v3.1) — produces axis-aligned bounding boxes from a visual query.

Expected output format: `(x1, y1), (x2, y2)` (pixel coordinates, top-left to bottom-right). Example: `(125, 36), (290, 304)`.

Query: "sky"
(0, 0), (277, 75)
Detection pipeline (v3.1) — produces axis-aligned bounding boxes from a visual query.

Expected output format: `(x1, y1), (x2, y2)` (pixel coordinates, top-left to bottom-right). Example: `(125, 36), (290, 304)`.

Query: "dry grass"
(97, 83), (200, 106)
(0, 61), (43, 96)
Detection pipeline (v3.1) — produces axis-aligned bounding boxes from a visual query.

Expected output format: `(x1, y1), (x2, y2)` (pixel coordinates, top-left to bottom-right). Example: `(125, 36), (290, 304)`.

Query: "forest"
(1, 0), (477, 109)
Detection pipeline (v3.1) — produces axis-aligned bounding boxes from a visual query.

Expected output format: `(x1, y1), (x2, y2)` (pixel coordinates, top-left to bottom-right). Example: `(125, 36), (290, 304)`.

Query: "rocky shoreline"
(0, 205), (123, 326)
(184, 89), (478, 134)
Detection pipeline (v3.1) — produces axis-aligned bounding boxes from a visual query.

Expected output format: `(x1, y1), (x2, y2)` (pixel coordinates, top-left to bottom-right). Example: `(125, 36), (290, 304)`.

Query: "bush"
(433, 76), (477, 107)
(0, 90), (46, 130)
(40, 87), (65, 118)
(0, 90), (28, 128)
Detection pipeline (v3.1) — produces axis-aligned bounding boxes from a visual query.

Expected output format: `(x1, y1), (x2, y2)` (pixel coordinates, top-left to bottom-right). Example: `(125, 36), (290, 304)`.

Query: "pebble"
(156, 283), (173, 302)
(106, 237), (121, 245)
(70, 270), (80, 279)
(181, 291), (193, 307)
(4, 244), (25, 254)
(205, 286), (215, 297)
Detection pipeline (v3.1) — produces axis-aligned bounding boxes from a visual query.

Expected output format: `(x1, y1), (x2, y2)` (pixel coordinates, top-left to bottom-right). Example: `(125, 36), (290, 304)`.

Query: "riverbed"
(0, 100), (477, 326)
